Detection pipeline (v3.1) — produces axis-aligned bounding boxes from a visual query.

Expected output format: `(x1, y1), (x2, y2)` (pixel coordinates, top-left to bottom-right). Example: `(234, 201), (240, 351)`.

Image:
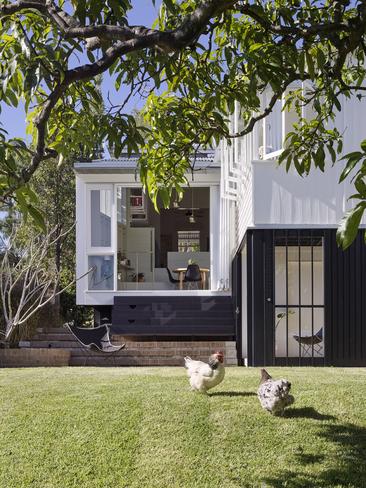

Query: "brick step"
(69, 357), (184, 366)
(32, 333), (76, 341)
(26, 340), (81, 349)
(36, 328), (235, 337)
(69, 356), (238, 367)
(27, 346), (236, 357)
(27, 339), (235, 348)
(110, 340), (236, 347)
(23, 344), (237, 359)
(69, 347), (237, 358)
(36, 327), (70, 334)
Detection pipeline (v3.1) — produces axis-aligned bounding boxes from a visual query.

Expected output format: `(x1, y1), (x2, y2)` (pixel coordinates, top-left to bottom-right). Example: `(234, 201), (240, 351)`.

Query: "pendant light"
(189, 187), (196, 223)
(172, 189), (180, 208)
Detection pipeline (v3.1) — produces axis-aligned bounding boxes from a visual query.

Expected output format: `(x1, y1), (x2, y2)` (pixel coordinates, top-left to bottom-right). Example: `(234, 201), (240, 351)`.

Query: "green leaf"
(27, 205), (46, 232)
(305, 51), (315, 78)
(328, 144), (336, 164)
(316, 48), (326, 69)
(24, 69), (38, 93)
(314, 145), (325, 171)
(339, 152), (364, 182)
(354, 176), (366, 196)
(337, 203), (366, 250)
(248, 43), (265, 53)
(159, 187), (170, 208)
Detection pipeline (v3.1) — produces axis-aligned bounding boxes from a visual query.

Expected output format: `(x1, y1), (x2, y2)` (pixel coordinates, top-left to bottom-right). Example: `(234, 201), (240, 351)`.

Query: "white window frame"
(86, 184), (115, 253)
(85, 184), (116, 290)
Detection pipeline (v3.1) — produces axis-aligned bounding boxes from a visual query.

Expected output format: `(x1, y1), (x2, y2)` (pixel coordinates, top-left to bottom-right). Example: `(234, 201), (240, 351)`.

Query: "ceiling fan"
(174, 207), (200, 211)
(171, 188), (203, 223)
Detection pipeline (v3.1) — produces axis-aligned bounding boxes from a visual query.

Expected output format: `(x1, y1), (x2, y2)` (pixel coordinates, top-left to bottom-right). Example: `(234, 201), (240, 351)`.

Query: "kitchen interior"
(116, 186), (210, 290)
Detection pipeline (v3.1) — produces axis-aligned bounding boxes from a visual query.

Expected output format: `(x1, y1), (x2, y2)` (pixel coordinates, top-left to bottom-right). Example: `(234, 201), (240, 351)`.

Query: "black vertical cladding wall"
(231, 253), (243, 365)
(238, 229), (366, 366)
(324, 230), (366, 366)
(245, 230), (275, 366)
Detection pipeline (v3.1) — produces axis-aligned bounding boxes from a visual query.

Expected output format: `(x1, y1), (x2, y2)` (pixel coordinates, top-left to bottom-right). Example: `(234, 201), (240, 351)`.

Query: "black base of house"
(235, 229), (366, 367)
(274, 357), (325, 367)
(94, 306), (112, 326)
(93, 296), (235, 340)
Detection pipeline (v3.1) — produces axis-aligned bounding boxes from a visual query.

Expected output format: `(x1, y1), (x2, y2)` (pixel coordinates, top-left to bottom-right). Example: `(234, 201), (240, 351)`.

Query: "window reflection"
(88, 255), (114, 290)
(90, 189), (112, 247)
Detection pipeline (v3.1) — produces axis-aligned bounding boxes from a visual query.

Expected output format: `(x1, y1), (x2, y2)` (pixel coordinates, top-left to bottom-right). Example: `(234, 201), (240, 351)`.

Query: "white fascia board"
(76, 172), (220, 185)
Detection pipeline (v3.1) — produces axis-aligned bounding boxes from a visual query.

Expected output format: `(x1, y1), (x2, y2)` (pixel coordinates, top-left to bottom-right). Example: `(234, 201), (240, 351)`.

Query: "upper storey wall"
(251, 161), (357, 226)
(225, 92), (366, 230)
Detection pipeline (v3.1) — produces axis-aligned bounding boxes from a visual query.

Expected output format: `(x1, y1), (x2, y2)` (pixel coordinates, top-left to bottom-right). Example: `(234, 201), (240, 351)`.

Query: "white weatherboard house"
(75, 89), (366, 367)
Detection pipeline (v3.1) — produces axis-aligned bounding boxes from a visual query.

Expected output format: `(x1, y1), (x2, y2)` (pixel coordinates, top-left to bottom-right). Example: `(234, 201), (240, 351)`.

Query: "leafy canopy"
(1, 0), (366, 247)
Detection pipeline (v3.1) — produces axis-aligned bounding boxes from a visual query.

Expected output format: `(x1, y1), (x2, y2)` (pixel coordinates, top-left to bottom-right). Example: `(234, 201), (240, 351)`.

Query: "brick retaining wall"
(0, 348), (71, 367)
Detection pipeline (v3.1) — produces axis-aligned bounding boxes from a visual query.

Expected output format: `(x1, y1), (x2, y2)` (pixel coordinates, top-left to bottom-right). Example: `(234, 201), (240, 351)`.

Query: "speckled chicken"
(184, 351), (225, 393)
(257, 369), (294, 416)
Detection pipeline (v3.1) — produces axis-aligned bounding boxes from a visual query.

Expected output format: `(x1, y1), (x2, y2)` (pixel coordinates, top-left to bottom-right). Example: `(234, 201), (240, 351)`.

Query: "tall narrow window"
(87, 185), (114, 291)
(274, 232), (324, 362)
(90, 189), (112, 247)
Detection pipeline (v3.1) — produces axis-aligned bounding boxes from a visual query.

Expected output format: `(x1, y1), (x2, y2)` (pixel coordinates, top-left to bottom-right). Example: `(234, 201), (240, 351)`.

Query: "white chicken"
(257, 369), (294, 416)
(184, 351), (225, 393)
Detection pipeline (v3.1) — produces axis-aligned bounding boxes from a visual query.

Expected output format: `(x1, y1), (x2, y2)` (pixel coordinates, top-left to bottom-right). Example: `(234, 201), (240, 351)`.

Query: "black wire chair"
(166, 267), (180, 287)
(184, 263), (202, 289)
(293, 328), (323, 357)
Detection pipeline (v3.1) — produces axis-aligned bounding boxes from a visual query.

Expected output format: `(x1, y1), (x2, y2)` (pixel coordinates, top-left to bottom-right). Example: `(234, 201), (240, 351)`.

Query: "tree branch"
(0, 0), (240, 200)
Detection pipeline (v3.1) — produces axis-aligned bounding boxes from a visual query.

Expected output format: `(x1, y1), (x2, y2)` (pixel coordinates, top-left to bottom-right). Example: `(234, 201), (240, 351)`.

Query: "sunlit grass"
(0, 367), (365, 488)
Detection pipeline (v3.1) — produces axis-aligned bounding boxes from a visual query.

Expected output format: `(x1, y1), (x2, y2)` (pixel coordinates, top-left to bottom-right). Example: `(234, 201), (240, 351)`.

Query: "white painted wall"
(252, 160), (353, 226)
(225, 91), (366, 237)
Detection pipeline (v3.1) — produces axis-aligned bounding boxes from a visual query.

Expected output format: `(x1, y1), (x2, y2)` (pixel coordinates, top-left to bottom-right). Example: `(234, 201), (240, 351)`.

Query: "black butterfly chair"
(184, 263), (202, 289)
(293, 328), (323, 357)
(65, 322), (126, 365)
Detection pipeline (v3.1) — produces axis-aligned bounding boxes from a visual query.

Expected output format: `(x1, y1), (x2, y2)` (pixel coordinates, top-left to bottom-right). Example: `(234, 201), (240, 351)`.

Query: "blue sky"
(0, 1), (161, 139)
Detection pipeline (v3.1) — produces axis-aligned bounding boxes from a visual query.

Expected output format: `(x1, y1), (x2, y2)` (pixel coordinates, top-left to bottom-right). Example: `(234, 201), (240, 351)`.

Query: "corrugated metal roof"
(74, 151), (220, 173)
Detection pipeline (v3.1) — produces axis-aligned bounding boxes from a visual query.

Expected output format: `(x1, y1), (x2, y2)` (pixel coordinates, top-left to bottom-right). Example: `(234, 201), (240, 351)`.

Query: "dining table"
(173, 267), (210, 290)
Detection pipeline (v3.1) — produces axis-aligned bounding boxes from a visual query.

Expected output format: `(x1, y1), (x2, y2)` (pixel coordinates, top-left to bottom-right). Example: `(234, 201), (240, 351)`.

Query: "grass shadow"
(264, 422), (366, 487)
(284, 407), (336, 421)
(209, 391), (257, 397)
(295, 453), (326, 465)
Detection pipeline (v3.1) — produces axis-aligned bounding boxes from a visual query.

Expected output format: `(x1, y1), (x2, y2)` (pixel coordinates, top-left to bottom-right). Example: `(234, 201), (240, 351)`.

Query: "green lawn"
(1, 367), (366, 488)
